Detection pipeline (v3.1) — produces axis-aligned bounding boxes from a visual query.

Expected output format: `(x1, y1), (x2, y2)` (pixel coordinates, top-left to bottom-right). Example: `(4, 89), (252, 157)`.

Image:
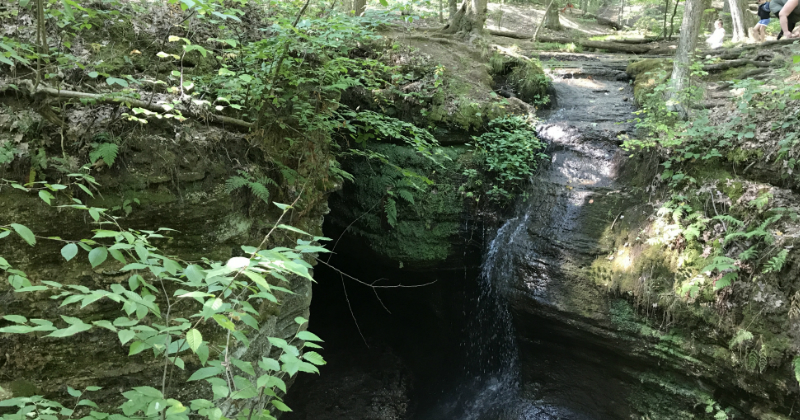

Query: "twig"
(314, 257), (437, 289)
(340, 273), (369, 347)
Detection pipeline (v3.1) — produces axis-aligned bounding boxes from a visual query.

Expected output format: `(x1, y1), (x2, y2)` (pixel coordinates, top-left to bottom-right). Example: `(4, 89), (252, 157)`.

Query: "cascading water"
(426, 53), (636, 420)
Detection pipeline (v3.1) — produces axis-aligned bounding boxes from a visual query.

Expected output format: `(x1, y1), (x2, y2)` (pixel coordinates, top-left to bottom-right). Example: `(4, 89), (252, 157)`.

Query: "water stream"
(284, 53), (637, 420)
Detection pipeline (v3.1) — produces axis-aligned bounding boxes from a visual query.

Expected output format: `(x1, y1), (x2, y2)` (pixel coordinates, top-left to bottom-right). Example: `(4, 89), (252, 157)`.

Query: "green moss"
(726, 148), (764, 165)
(331, 143), (466, 267)
(8, 379), (36, 397)
(626, 58), (671, 106)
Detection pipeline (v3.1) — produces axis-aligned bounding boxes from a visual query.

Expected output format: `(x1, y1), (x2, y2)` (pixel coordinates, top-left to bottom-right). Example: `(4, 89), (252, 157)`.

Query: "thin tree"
(544, 0), (562, 30)
(667, 0), (704, 118)
(668, 0), (681, 39)
(352, 0), (367, 16)
(728, 0), (750, 41)
(442, 0), (488, 36)
(532, 0), (557, 41)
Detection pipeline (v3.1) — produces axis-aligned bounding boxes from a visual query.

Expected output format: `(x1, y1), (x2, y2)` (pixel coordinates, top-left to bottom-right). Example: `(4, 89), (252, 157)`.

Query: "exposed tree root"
(711, 38), (799, 59)
(702, 59), (772, 71)
(22, 83), (253, 130)
(487, 29), (661, 54)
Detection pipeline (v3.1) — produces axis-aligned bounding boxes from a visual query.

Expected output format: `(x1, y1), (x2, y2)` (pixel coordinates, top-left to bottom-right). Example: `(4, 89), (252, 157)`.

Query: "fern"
(683, 224), (702, 241)
(701, 256), (737, 274)
(749, 193), (772, 210)
(746, 351), (759, 372)
(714, 272), (737, 291)
(793, 356), (800, 385)
(385, 197), (397, 228)
(762, 249), (789, 273)
(758, 214), (782, 230)
(712, 214), (744, 227)
(89, 143), (119, 167)
(789, 292), (800, 319)
(737, 246), (758, 261)
(225, 176), (249, 193)
(224, 171), (273, 204)
(249, 182), (270, 204)
(397, 189), (415, 205)
(723, 231), (747, 245)
(729, 329), (753, 349)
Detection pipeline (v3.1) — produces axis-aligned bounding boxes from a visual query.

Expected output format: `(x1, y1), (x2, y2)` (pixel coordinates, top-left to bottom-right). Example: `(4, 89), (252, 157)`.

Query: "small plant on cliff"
(464, 116), (547, 204)
(0, 178), (326, 420)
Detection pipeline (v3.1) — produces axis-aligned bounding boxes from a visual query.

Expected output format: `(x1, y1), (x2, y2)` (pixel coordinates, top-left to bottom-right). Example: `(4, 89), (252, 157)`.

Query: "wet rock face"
(493, 55), (716, 417)
(512, 54), (636, 318)
(0, 123), (326, 410)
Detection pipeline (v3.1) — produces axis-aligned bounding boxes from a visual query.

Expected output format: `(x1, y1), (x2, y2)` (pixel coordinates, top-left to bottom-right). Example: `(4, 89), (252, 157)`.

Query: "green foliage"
(89, 143), (118, 168)
(729, 329), (754, 350)
(793, 357), (800, 385)
(762, 249), (789, 274)
(0, 178), (328, 420)
(465, 116), (547, 204)
(505, 59), (551, 106)
(225, 171), (277, 204)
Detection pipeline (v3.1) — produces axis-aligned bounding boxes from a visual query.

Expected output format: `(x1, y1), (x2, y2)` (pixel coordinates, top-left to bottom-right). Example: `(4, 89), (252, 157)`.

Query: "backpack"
(758, 2), (771, 19)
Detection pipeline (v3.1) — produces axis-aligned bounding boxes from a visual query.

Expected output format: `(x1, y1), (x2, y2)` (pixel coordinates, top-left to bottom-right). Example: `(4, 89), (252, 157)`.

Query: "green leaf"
(212, 314), (236, 331)
(39, 190), (54, 205)
(4, 315), (27, 323)
(67, 386), (82, 397)
(47, 322), (92, 337)
(302, 351), (326, 366)
(231, 358), (255, 376)
(793, 356), (800, 385)
(296, 331), (323, 342)
(92, 320), (117, 332)
(11, 223), (35, 246)
(77, 399), (98, 408)
(186, 328), (202, 353)
(0, 325), (34, 333)
(187, 366), (223, 381)
(259, 357), (280, 372)
(88, 247), (108, 268)
(196, 342), (209, 366)
(61, 243), (79, 261)
(106, 77), (129, 87)
(128, 341), (148, 356)
(276, 224), (310, 236)
(118, 329), (135, 345)
(271, 400), (292, 412)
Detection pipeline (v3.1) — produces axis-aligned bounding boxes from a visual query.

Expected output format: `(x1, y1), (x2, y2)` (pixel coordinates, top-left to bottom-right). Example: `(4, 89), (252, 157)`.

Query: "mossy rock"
(328, 143), (471, 269)
(626, 58), (672, 105)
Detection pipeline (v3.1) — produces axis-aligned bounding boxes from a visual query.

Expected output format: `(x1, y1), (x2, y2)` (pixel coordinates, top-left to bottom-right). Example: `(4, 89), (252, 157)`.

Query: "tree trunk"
(667, 0), (703, 118)
(532, 0), (557, 41)
(544, 0), (562, 30)
(448, 0), (458, 18)
(442, 0), (488, 36)
(728, 0), (748, 41)
(439, 0), (444, 22)
(662, 0), (670, 38)
(352, 0), (366, 16)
